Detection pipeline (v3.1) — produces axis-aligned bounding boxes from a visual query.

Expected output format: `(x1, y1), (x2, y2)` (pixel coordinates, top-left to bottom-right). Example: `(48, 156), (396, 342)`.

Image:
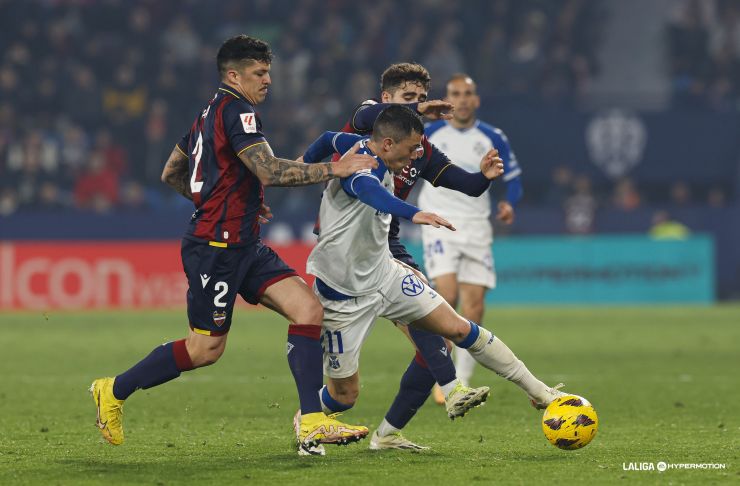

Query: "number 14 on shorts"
(321, 330), (344, 354)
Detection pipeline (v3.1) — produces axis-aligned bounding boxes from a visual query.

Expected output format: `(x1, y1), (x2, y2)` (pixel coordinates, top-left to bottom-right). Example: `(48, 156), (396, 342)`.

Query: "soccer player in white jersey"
(300, 105), (567, 453)
(419, 74), (522, 397)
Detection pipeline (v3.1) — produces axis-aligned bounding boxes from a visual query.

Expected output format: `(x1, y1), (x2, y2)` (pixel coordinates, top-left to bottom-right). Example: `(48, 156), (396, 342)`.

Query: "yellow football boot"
(298, 412), (368, 448)
(89, 377), (124, 445)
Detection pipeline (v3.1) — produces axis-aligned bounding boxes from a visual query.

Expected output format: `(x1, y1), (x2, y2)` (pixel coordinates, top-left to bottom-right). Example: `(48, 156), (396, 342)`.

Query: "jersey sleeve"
(343, 174), (420, 221)
(479, 123), (524, 206)
(419, 140), (453, 186)
(175, 131), (189, 157)
(481, 125), (521, 182)
(222, 99), (267, 155)
(302, 132), (365, 163)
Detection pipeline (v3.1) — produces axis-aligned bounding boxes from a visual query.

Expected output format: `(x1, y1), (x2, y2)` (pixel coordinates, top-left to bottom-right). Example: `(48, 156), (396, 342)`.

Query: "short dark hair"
(380, 63), (431, 94)
(372, 105), (424, 143)
(217, 35), (273, 77)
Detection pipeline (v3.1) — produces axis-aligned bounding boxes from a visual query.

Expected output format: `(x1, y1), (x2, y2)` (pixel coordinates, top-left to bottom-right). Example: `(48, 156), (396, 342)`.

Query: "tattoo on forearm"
(162, 149), (192, 200)
(242, 143), (334, 187)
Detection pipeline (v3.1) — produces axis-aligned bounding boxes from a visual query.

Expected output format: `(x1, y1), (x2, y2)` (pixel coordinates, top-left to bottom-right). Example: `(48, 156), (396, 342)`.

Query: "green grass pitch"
(1, 306), (737, 485)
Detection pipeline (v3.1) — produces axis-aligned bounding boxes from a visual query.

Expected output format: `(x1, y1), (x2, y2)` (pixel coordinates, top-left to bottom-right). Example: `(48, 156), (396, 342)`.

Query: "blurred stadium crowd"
(0, 0), (736, 222)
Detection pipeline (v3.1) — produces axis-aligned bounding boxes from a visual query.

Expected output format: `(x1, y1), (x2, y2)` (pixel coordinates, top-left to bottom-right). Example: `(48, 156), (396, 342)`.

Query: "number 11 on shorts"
(323, 330), (343, 354)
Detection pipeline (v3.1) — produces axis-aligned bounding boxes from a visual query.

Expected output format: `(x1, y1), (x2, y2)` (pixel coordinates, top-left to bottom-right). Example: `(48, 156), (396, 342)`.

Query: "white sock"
(376, 418), (400, 437)
(453, 346), (476, 386)
(466, 327), (549, 400)
(439, 378), (461, 397)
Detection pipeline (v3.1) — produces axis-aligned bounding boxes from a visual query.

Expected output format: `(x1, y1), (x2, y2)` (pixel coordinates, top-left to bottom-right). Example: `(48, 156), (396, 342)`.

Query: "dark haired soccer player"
(90, 35), (376, 449)
(307, 62), (564, 453)
(302, 106), (566, 453)
(297, 63), (502, 453)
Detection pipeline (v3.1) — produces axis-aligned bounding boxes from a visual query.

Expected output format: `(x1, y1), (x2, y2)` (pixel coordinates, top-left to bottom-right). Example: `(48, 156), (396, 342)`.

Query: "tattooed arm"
(239, 142), (376, 187)
(161, 145), (192, 200)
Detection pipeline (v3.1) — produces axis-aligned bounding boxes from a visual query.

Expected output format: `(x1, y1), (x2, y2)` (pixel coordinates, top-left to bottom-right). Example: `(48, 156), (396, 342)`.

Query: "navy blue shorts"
(181, 238), (297, 335)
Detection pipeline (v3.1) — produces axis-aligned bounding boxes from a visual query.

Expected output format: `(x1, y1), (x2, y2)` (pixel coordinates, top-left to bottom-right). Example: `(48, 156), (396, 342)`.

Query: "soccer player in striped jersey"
(90, 35), (376, 450)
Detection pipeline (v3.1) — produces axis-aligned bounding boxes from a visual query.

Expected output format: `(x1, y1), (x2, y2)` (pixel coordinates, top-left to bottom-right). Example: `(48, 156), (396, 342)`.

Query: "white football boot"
(369, 430), (430, 451)
(445, 382), (490, 419)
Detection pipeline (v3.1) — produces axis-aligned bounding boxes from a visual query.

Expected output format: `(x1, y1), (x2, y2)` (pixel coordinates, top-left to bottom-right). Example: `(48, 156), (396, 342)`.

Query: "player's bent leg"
(185, 330), (228, 367)
(411, 303), (562, 409)
(90, 334), (202, 445)
(260, 276), (325, 415)
(294, 373), (368, 450)
(263, 277), (369, 449)
(455, 283), (487, 385)
(326, 374), (360, 410)
(429, 273), (462, 397)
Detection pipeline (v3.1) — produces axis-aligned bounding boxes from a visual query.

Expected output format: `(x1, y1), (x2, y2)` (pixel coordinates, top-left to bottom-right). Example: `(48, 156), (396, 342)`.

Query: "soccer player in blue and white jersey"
(302, 105), (567, 453)
(89, 35), (376, 449)
(419, 73), (523, 394)
(301, 63), (508, 453)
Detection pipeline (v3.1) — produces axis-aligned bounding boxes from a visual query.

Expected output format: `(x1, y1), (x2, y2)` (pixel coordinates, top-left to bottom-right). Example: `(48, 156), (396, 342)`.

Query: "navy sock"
(287, 324), (324, 414)
(385, 358), (436, 429)
(321, 385), (353, 412)
(113, 339), (193, 400)
(408, 326), (456, 386)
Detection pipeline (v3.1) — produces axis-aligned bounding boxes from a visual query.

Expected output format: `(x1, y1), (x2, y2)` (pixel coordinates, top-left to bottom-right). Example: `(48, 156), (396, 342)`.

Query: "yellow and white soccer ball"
(542, 395), (598, 450)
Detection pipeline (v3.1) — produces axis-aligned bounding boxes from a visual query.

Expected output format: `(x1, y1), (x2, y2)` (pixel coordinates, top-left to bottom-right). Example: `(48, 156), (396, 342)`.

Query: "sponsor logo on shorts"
(328, 355), (340, 370)
(286, 343), (294, 355)
(213, 310), (227, 327)
(401, 274), (425, 296)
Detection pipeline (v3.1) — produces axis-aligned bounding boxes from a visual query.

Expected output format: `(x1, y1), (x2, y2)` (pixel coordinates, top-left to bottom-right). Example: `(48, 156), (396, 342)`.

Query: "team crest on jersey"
(213, 310), (227, 327)
(401, 274), (425, 296)
(240, 113), (257, 133)
(328, 355), (340, 370)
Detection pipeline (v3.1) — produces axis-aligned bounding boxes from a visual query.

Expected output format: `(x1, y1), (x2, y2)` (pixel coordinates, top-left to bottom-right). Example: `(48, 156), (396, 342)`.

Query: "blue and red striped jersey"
(176, 83), (267, 246)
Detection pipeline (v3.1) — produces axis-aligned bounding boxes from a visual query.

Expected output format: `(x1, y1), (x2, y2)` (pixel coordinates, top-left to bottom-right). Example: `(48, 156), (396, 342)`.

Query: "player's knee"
(449, 319), (473, 343)
(294, 297), (324, 325)
(186, 337), (226, 367)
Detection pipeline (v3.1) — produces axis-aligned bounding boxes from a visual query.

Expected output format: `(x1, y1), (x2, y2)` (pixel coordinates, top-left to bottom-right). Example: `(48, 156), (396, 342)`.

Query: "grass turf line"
(0, 306), (737, 485)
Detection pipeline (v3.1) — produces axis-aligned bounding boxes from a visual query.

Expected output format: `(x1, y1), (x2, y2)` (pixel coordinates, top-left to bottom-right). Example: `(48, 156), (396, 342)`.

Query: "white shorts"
(315, 259), (444, 378)
(421, 223), (496, 289)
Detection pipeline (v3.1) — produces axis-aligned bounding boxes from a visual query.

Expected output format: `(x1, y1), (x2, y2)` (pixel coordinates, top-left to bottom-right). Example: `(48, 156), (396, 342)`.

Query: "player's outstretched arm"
(352, 101), (453, 131)
(240, 142), (376, 187)
(161, 145), (192, 200)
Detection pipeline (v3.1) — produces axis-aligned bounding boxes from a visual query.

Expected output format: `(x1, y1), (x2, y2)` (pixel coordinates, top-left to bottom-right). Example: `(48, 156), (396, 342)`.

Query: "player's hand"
(496, 201), (515, 225)
(412, 211), (456, 231)
(417, 100), (454, 120)
(331, 142), (378, 178)
(258, 203), (273, 224)
(480, 148), (504, 180)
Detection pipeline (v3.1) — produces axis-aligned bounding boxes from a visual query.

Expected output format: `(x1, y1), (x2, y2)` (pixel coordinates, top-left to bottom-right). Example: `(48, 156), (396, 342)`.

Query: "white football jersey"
(306, 140), (396, 296)
(418, 120), (521, 221)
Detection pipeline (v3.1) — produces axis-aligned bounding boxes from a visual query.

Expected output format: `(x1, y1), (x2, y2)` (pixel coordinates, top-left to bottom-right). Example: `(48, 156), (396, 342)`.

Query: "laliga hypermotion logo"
(401, 274), (425, 296)
(586, 109), (646, 178)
